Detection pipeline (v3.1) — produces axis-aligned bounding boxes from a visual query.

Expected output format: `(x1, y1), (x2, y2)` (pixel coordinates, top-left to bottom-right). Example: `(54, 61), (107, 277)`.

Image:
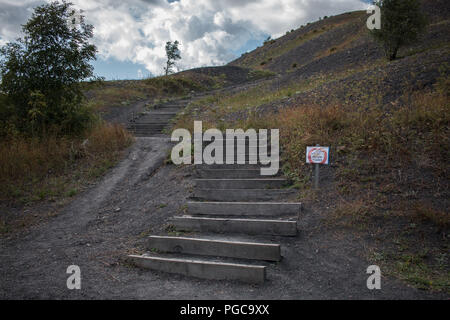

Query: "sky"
(0, 0), (371, 80)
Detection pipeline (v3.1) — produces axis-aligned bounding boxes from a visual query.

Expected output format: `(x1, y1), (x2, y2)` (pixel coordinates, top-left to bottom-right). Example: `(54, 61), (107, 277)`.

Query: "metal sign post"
(314, 163), (320, 189)
(306, 145), (330, 189)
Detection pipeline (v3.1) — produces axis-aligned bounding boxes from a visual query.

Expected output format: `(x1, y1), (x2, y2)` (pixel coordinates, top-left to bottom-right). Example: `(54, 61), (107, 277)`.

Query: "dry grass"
(413, 202), (450, 230)
(0, 123), (133, 203)
(229, 88), (449, 185)
(88, 86), (148, 110)
(85, 73), (223, 112)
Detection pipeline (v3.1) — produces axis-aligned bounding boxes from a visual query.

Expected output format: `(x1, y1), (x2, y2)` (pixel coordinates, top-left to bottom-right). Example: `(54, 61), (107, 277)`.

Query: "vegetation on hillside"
(0, 1), (99, 136)
(84, 67), (275, 112)
(172, 0), (449, 291)
(0, 124), (133, 205)
(0, 1), (133, 206)
(174, 67), (449, 292)
(370, 0), (428, 60)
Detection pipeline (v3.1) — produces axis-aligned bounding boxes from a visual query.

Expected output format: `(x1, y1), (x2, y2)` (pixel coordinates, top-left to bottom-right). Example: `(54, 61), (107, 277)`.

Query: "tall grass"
(244, 89), (449, 182)
(0, 123), (133, 202)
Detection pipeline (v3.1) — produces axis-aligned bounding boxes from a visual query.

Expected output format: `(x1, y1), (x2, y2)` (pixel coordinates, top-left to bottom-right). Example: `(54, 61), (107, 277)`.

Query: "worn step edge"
(192, 189), (296, 201)
(187, 201), (302, 216)
(195, 163), (281, 170)
(128, 255), (266, 284)
(194, 178), (288, 189)
(147, 235), (281, 261)
(170, 216), (297, 236)
(195, 169), (277, 179)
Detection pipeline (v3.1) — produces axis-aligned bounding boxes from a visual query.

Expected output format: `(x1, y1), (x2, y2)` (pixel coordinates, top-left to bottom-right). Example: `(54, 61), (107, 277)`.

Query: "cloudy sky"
(0, 0), (370, 80)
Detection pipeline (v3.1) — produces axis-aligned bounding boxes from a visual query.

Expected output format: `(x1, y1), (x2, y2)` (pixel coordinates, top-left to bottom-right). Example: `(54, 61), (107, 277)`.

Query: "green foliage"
(0, 1), (99, 135)
(370, 0), (427, 60)
(164, 40), (181, 76)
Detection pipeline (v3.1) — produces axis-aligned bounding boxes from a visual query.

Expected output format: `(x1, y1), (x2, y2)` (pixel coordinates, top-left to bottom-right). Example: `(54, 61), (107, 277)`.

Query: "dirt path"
(0, 132), (446, 299)
(0, 91), (447, 299)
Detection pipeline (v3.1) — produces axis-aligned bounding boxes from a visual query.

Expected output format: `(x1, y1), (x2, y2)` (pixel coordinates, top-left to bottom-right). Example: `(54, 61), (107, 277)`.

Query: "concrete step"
(129, 127), (167, 131)
(134, 116), (174, 121)
(131, 128), (165, 132)
(131, 123), (168, 126)
(128, 128), (164, 133)
(131, 130), (165, 135)
(131, 121), (172, 125)
(128, 255), (265, 284)
(196, 169), (266, 179)
(140, 113), (175, 118)
(130, 127), (165, 131)
(194, 178), (288, 189)
(200, 155), (275, 162)
(195, 162), (280, 170)
(147, 235), (281, 261)
(147, 111), (178, 115)
(129, 127), (168, 132)
(170, 216), (297, 236)
(130, 124), (171, 127)
(187, 202), (302, 217)
(193, 189), (296, 202)
(134, 133), (164, 137)
(130, 123), (168, 127)
(153, 107), (182, 112)
(201, 141), (271, 150)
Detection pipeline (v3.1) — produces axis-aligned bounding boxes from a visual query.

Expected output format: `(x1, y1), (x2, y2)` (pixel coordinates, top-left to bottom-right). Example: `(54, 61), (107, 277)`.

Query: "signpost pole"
(314, 163), (319, 189)
(314, 144), (320, 189)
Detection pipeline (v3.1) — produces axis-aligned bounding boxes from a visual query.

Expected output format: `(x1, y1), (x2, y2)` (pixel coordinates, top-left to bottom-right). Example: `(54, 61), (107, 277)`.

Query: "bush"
(0, 123), (133, 202)
(0, 1), (100, 136)
(370, 0), (427, 60)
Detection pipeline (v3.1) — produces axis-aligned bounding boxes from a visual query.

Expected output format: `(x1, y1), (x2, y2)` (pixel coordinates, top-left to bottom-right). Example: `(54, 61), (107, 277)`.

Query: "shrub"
(370, 0), (427, 60)
(0, 123), (133, 202)
(0, 1), (100, 135)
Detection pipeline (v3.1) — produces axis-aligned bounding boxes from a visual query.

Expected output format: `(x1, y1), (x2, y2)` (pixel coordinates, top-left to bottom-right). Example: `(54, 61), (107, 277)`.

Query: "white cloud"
(0, 0), (367, 76)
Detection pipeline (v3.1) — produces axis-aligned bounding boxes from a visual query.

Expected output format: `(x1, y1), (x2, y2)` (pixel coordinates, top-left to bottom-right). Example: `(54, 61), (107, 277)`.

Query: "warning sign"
(306, 146), (329, 164)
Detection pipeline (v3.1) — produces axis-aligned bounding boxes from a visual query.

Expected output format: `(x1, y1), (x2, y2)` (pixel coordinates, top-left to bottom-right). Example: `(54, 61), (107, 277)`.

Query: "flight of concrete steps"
(128, 137), (302, 284)
(127, 99), (189, 137)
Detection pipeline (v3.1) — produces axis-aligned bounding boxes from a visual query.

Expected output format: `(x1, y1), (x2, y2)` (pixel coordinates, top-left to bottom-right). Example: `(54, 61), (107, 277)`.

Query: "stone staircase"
(128, 137), (302, 284)
(127, 99), (189, 137)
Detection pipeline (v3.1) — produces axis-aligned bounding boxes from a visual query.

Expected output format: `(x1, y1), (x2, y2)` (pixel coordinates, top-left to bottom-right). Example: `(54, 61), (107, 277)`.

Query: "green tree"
(164, 40), (181, 76)
(0, 1), (99, 134)
(370, 0), (427, 61)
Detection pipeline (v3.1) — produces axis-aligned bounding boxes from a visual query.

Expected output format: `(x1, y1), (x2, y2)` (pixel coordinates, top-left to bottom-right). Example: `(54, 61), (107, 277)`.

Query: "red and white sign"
(306, 146), (329, 164)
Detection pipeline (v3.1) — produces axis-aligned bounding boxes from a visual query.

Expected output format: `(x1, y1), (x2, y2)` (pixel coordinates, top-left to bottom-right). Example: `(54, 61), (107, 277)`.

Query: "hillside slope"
(230, 0), (449, 77)
(174, 0), (449, 293)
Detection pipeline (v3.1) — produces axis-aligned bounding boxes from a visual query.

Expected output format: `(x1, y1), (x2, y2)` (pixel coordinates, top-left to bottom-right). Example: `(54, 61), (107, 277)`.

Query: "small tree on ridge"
(164, 40), (181, 76)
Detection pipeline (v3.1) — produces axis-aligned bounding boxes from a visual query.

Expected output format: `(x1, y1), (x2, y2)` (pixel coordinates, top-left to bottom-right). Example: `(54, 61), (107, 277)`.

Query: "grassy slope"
(83, 66), (275, 114)
(174, 0), (450, 292)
